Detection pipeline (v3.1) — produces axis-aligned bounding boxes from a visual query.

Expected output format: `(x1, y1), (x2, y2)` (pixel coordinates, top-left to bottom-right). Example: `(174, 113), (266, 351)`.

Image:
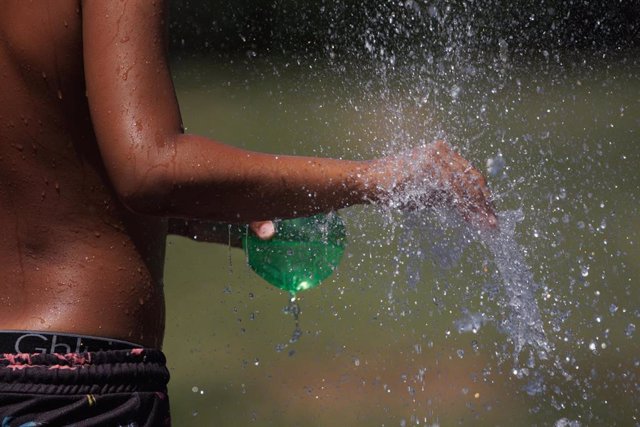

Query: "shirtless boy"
(0, 1), (495, 425)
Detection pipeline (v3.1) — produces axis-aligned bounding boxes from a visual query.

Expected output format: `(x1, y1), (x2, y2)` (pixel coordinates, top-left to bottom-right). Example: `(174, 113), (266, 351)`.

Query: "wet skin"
(0, 2), (166, 347)
(0, 1), (495, 349)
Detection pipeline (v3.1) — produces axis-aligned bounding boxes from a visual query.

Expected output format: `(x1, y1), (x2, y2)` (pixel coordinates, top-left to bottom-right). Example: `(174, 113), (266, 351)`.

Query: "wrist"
(355, 158), (396, 205)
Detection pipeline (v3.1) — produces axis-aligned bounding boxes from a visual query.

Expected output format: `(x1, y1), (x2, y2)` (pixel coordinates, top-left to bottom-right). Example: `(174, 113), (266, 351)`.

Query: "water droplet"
(555, 418), (581, 427)
(559, 188), (567, 199)
(450, 84), (461, 99)
(290, 327), (302, 343)
(498, 38), (509, 62)
(625, 323), (636, 337)
(486, 153), (505, 176)
(580, 265), (589, 277)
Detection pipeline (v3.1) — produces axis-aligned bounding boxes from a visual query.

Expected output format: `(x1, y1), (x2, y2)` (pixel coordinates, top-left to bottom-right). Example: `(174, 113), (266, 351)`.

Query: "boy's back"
(0, 0), (166, 349)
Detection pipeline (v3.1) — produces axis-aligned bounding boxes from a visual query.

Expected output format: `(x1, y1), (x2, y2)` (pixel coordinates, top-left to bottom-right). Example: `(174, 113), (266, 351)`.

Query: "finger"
(471, 208), (499, 230)
(474, 174), (498, 228)
(471, 192), (498, 229)
(249, 221), (276, 240)
(456, 172), (498, 230)
(469, 191), (498, 230)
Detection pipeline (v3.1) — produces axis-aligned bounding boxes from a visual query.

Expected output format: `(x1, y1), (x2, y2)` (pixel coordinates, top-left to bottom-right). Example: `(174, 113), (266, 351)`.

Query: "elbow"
(110, 160), (176, 216)
(118, 184), (171, 217)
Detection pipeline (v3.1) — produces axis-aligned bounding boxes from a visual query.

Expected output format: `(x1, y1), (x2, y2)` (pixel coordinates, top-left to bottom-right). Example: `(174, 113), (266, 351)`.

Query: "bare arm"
(82, 0), (373, 223)
(82, 1), (496, 229)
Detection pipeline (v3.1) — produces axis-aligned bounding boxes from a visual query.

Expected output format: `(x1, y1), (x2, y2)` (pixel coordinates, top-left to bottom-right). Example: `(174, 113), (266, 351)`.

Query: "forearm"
(125, 133), (378, 221)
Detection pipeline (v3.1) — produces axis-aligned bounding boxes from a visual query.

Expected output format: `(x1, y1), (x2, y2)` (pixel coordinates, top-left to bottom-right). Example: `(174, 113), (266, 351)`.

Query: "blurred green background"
(162, 2), (639, 426)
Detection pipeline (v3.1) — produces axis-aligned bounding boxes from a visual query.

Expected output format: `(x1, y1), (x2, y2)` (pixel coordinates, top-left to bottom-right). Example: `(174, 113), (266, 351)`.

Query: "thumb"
(249, 221), (276, 240)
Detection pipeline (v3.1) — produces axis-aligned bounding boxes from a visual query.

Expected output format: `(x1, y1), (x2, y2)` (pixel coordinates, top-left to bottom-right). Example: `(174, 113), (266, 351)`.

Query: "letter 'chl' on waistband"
(0, 330), (142, 354)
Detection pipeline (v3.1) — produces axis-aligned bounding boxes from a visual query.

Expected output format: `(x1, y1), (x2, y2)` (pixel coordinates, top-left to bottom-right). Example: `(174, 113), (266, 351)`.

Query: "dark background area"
(169, 0), (640, 60)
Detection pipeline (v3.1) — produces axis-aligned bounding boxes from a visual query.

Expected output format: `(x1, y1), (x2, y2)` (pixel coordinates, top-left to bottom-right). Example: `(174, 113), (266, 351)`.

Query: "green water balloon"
(243, 213), (346, 295)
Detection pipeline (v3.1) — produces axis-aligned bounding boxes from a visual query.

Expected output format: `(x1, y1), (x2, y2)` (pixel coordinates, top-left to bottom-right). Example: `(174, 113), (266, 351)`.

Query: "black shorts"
(0, 331), (170, 426)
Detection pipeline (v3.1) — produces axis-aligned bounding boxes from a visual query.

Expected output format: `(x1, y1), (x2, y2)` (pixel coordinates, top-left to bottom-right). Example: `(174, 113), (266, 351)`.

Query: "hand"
(249, 221), (276, 240)
(373, 141), (497, 229)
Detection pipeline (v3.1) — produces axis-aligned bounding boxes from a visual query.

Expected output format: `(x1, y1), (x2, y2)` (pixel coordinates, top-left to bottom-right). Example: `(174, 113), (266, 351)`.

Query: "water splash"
(402, 208), (549, 361)
(454, 309), (489, 334)
(481, 210), (550, 358)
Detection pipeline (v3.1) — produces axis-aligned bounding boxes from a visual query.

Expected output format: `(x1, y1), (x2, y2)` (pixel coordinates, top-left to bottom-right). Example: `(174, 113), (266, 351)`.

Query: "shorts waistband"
(0, 330), (142, 354)
(0, 348), (168, 395)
